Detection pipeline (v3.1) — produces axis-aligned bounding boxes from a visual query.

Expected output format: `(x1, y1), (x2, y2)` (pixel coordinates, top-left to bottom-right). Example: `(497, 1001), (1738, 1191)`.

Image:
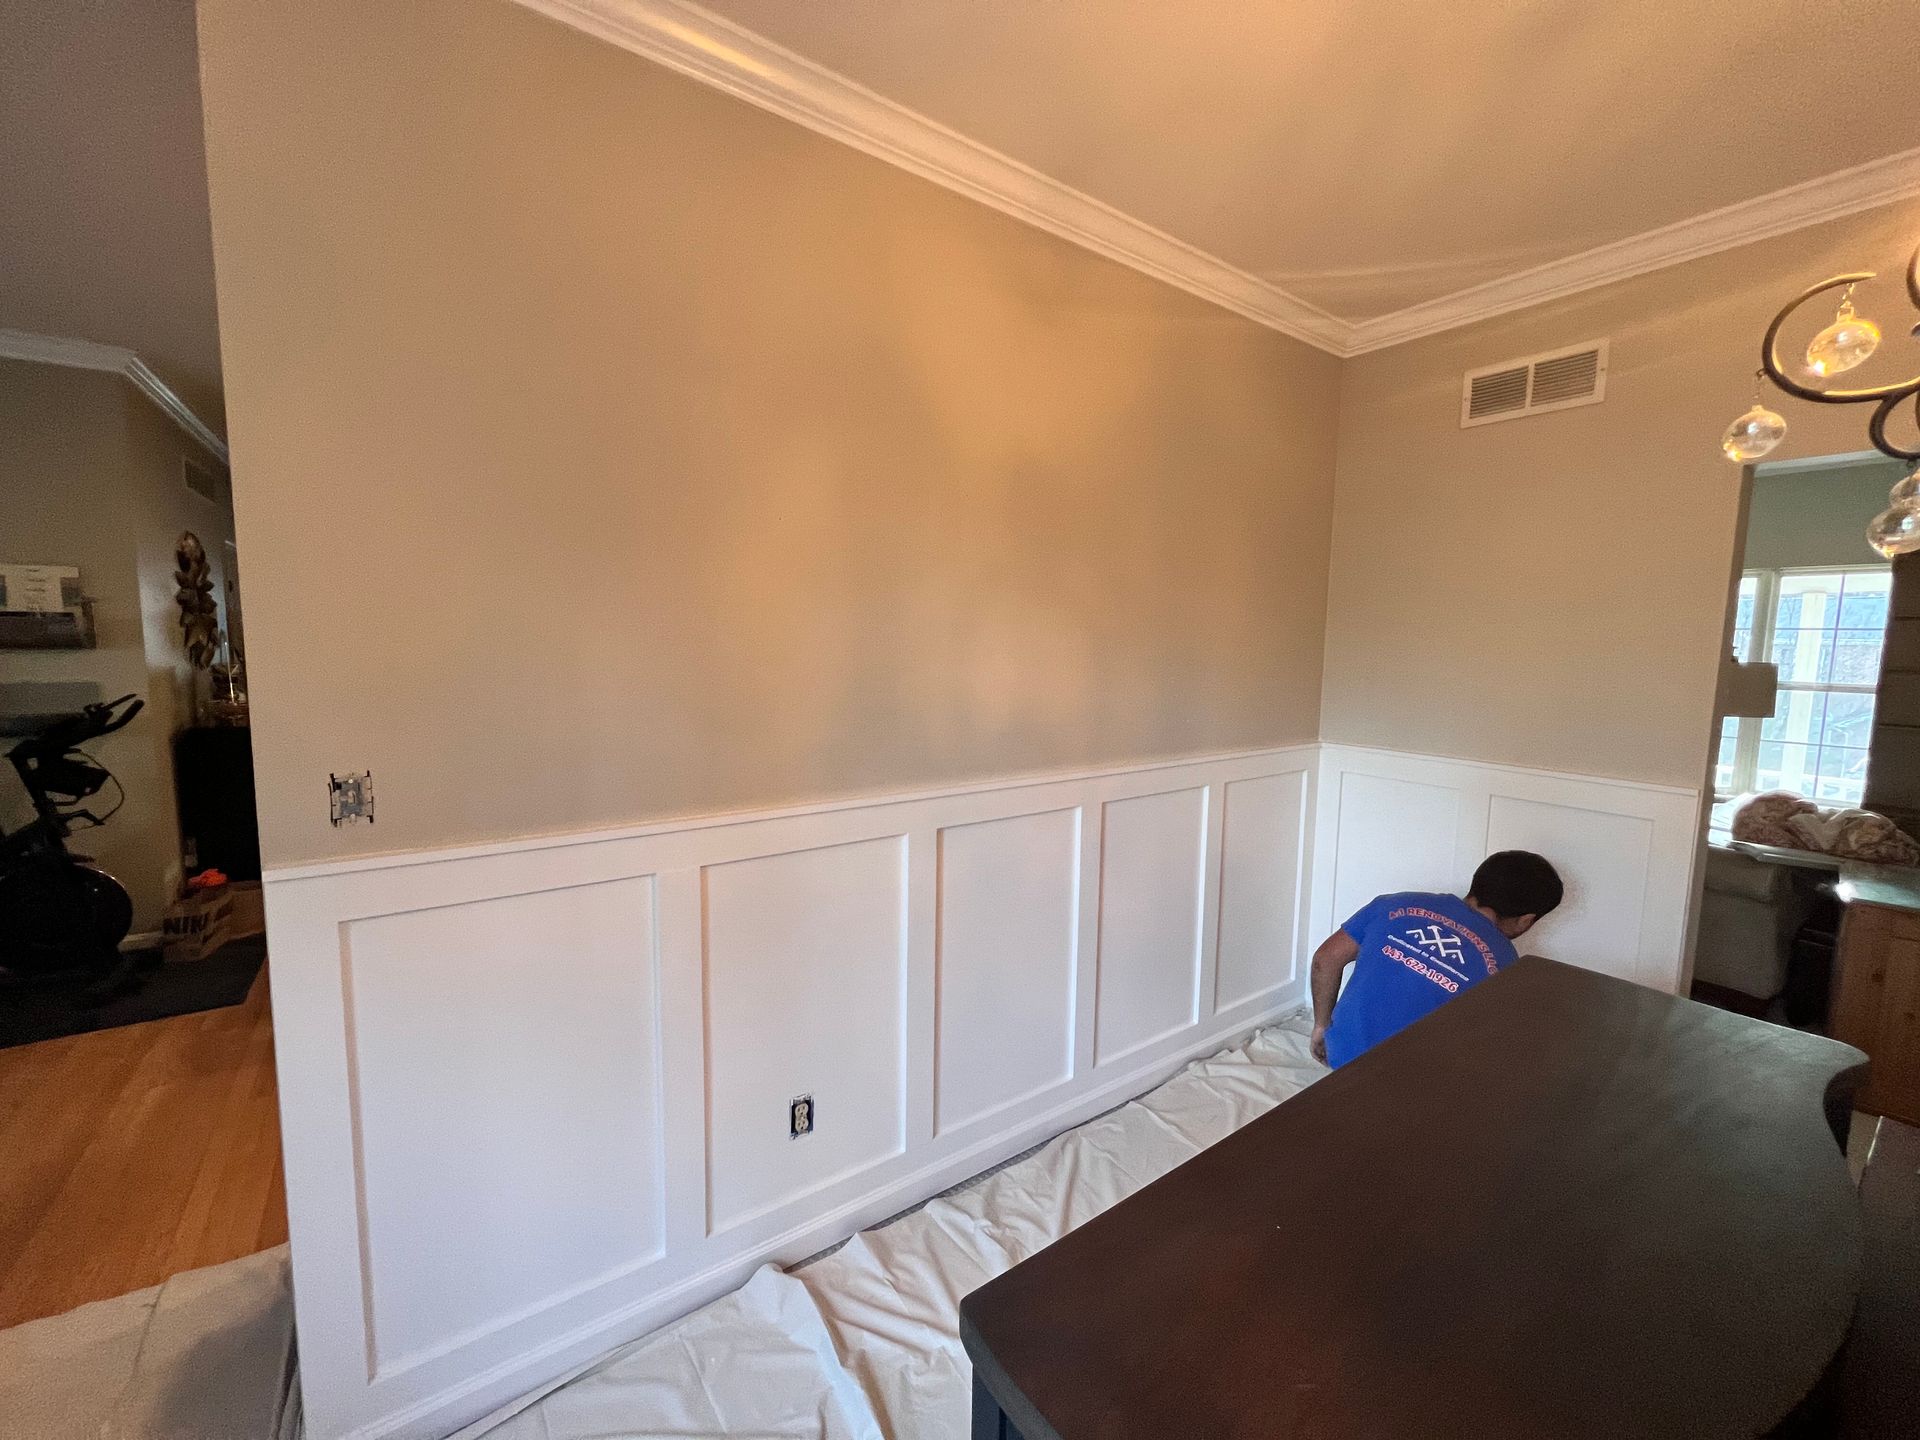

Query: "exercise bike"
(0, 694), (145, 995)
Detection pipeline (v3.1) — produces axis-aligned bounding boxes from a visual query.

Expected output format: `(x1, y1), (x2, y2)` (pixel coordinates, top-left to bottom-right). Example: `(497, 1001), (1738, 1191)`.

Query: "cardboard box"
(227, 881), (265, 940)
(162, 886), (234, 963)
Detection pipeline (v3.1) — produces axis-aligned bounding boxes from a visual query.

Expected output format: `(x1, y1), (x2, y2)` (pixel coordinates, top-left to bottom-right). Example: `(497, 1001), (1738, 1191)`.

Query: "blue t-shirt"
(1324, 891), (1516, 1067)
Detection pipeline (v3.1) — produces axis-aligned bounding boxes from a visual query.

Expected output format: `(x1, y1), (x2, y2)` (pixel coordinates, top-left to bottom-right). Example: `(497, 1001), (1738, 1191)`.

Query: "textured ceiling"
(0, 0), (224, 431)
(698, 0), (1920, 320)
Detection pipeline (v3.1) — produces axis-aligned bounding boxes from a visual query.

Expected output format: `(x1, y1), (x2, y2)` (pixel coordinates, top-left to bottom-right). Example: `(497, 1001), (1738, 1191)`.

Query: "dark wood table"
(961, 957), (1868, 1439)
(1839, 1115), (1920, 1437)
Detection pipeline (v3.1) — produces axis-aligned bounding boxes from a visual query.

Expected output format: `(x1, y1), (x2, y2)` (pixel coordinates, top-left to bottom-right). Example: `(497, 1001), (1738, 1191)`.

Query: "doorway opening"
(1695, 452), (1911, 1045)
(0, 0), (285, 1342)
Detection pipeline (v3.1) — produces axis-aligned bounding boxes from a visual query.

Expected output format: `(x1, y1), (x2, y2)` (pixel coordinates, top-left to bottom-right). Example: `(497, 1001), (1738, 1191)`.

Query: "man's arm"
(1309, 929), (1359, 1063)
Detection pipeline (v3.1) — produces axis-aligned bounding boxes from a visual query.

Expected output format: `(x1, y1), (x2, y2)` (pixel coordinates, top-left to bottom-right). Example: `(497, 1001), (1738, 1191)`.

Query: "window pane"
(1776, 573), (1842, 627)
(1762, 689), (1827, 744)
(1821, 691), (1877, 749)
(1733, 575), (1760, 658)
(1715, 717), (1739, 793)
(1811, 747), (1870, 806)
(1830, 628), (1885, 685)
(1755, 740), (1817, 795)
(1770, 626), (1884, 685)
(1744, 569), (1888, 803)
(1770, 625), (1825, 682)
(1772, 625), (1837, 683)
(1839, 569), (1892, 628)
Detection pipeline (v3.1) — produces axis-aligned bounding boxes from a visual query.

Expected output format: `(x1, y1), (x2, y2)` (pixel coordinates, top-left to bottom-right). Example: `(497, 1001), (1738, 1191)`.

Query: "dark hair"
(1468, 850), (1563, 920)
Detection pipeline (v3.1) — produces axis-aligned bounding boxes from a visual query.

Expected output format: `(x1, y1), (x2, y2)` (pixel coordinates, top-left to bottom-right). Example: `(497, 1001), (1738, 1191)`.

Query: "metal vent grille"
(1530, 348), (1602, 406)
(1461, 340), (1608, 428)
(183, 458), (229, 505)
(1465, 366), (1529, 421)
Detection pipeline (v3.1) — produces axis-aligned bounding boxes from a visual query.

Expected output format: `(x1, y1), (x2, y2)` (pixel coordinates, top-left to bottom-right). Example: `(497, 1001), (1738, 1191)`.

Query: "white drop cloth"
(0, 1017), (1317, 1440)
(470, 1014), (1321, 1440)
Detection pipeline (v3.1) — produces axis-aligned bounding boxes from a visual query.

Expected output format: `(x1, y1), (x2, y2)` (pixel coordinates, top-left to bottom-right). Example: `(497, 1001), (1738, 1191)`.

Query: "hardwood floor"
(0, 966), (287, 1330)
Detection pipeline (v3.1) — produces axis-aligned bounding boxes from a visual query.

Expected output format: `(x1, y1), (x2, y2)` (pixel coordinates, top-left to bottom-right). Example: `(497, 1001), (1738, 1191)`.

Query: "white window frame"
(1719, 562), (1889, 803)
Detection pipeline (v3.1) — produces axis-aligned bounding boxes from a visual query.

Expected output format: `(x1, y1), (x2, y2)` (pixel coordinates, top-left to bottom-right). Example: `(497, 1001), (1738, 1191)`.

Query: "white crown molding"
(509, 1), (1920, 359)
(120, 354), (231, 466)
(507, 0), (1351, 353)
(0, 328), (130, 372)
(1343, 146), (1920, 355)
(0, 327), (229, 464)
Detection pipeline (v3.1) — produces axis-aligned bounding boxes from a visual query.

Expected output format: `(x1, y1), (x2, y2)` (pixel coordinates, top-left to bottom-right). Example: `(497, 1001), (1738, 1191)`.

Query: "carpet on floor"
(0, 935), (266, 1050)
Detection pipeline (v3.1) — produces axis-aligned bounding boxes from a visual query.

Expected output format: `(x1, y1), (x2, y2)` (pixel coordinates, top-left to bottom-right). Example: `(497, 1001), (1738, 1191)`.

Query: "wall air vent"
(183, 457), (230, 506)
(1461, 339), (1608, 428)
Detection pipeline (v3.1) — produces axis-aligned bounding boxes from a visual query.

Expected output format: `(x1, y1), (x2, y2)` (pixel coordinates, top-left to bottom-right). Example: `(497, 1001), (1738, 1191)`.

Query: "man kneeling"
(1310, 851), (1563, 1067)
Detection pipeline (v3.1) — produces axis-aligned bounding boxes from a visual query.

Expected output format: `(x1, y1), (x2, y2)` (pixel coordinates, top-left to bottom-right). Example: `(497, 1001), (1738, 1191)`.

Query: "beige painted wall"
(0, 357), (233, 928)
(196, 0), (1342, 868)
(1323, 196), (1920, 791)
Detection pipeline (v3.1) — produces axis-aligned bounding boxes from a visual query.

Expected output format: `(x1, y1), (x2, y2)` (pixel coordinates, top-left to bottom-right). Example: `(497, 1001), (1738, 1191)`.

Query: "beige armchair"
(1692, 847), (1812, 1008)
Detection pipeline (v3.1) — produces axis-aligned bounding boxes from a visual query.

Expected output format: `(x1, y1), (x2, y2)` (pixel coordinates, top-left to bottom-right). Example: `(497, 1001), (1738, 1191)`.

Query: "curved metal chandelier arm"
(1739, 239), (1920, 545)
(1761, 269), (1920, 404)
(1868, 390), (1920, 464)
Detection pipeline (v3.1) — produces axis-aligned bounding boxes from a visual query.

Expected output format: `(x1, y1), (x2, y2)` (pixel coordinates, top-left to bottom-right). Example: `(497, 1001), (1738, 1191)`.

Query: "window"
(1717, 566), (1890, 807)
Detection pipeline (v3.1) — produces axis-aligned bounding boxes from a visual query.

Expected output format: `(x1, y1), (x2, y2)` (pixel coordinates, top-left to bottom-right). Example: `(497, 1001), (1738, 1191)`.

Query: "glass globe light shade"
(1891, 467), (1920, 506)
(1806, 301), (1880, 378)
(1722, 403), (1788, 462)
(1866, 501), (1920, 558)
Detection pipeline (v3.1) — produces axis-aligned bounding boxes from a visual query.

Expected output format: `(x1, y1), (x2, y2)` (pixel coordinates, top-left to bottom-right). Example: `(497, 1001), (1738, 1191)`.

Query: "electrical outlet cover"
(789, 1093), (814, 1139)
(329, 770), (375, 826)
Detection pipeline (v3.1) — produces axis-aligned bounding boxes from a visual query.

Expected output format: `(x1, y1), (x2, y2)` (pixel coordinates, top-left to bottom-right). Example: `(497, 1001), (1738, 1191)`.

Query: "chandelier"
(1721, 242), (1920, 556)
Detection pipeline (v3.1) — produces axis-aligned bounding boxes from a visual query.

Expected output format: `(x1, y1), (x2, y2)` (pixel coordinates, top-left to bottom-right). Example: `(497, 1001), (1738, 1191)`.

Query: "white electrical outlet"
(789, 1093), (814, 1139)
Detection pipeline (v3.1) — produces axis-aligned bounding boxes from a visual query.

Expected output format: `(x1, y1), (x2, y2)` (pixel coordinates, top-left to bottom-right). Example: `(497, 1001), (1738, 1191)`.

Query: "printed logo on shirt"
(1404, 924), (1463, 963)
(1385, 905), (1501, 979)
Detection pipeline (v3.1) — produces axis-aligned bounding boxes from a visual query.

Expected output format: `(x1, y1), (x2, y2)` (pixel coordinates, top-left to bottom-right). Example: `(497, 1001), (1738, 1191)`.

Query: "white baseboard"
(269, 739), (1699, 1438)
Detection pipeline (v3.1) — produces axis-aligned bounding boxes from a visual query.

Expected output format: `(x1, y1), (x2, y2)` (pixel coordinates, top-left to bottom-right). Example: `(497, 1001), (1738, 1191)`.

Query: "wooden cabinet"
(172, 724), (260, 880)
(1832, 901), (1920, 1124)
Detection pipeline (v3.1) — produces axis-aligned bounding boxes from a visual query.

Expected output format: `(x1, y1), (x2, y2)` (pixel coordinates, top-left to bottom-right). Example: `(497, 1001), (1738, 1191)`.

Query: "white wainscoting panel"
(268, 741), (1692, 1437)
(265, 745), (1317, 1439)
(343, 879), (666, 1379)
(1326, 771), (1469, 924)
(1092, 787), (1210, 1067)
(1214, 772), (1309, 1011)
(1313, 746), (1701, 991)
(934, 807), (1081, 1135)
(1485, 795), (1653, 983)
(702, 836), (910, 1234)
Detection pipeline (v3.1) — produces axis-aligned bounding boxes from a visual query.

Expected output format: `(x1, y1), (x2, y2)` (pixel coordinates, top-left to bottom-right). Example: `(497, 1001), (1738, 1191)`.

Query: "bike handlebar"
(89, 694), (144, 737)
(7, 694), (145, 758)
